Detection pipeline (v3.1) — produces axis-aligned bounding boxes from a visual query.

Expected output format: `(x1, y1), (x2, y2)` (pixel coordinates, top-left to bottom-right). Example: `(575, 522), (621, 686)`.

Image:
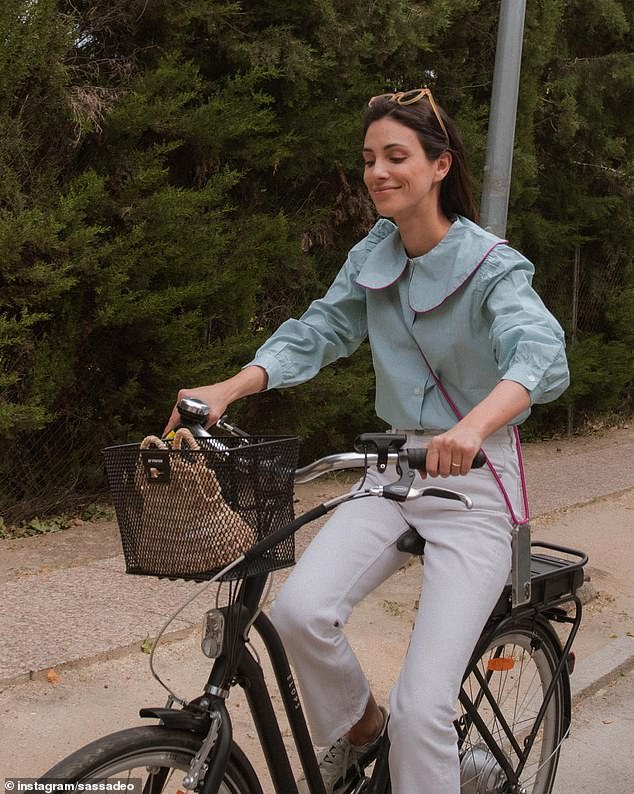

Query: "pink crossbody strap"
(415, 345), (530, 526)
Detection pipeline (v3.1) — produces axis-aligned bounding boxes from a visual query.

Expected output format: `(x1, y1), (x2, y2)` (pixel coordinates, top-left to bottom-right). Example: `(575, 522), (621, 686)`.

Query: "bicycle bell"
(176, 397), (211, 436)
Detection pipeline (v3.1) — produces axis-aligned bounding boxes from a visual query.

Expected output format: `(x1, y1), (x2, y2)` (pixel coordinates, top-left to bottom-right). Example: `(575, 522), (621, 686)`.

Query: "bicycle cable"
(243, 572), (275, 639)
(355, 445), (370, 491)
(513, 723), (571, 789)
(148, 556), (245, 704)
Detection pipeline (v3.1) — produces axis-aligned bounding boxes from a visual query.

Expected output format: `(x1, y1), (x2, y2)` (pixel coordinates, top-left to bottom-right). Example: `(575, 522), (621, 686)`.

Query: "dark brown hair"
(363, 95), (478, 223)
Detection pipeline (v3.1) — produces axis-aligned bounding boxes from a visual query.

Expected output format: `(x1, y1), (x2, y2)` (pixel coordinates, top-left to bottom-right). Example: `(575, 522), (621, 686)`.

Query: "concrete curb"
(571, 635), (634, 704)
(0, 622), (203, 689)
(3, 601), (633, 708)
(5, 630), (632, 708)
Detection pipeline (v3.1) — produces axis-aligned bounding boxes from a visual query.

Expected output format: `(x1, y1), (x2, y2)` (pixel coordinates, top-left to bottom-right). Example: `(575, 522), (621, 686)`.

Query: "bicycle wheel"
(42, 725), (263, 794)
(458, 618), (567, 794)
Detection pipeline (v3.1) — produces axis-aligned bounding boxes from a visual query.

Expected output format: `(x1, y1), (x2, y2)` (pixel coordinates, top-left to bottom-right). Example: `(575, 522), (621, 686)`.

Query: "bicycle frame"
(160, 564), (577, 794)
(249, 611), (397, 794)
(167, 568), (390, 794)
(194, 572), (325, 793)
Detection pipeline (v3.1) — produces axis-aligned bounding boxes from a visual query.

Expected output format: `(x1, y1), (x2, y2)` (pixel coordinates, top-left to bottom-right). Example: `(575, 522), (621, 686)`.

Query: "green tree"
(515, 0), (634, 430)
(1, 0), (632, 521)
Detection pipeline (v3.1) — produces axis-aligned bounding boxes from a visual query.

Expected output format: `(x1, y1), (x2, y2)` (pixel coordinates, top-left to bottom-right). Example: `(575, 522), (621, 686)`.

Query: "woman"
(166, 89), (569, 793)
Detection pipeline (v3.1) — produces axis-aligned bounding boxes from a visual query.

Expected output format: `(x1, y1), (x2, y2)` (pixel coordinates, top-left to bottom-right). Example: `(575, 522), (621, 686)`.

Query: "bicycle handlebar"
(294, 447), (486, 483)
(171, 404), (486, 565)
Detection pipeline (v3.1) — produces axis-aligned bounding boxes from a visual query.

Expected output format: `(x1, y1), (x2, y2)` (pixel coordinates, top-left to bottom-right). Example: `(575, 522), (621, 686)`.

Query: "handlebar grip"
(406, 448), (486, 471)
(473, 450), (486, 468)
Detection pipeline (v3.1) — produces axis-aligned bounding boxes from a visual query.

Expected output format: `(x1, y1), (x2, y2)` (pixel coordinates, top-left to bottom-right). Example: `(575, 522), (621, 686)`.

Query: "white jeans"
(270, 428), (521, 794)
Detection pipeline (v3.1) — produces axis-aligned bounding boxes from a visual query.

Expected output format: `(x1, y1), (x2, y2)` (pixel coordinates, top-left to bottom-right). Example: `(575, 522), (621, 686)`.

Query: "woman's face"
(362, 117), (451, 223)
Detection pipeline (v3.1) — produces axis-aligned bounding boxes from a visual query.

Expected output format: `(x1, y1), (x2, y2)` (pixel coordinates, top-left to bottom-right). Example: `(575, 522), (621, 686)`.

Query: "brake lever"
(215, 415), (250, 439)
(413, 486), (473, 509)
(369, 484), (473, 509)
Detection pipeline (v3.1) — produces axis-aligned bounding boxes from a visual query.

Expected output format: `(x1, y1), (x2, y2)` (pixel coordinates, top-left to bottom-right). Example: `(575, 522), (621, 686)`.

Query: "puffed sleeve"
(244, 219), (394, 389)
(478, 246), (570, 405)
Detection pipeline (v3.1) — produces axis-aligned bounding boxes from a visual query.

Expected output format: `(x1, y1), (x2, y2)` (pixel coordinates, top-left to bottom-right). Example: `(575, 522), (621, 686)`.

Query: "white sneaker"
(297, 707), (388, 794)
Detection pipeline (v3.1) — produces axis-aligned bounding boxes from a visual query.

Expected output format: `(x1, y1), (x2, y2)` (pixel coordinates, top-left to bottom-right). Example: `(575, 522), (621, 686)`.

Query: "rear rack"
(493, 541), (587, 618)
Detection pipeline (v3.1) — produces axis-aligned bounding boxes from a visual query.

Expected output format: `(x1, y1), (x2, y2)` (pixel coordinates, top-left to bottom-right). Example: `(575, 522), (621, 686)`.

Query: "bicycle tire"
(458, 618), (567, 794)
(41, 725), (263, 794)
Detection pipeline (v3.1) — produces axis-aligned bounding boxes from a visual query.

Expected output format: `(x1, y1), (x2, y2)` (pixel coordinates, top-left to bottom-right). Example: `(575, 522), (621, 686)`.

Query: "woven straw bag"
(134, 428), (256, 575)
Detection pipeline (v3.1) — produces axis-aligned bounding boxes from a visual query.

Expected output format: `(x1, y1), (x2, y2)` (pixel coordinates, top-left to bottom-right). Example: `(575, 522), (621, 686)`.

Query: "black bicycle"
(42, 407), (587, 794)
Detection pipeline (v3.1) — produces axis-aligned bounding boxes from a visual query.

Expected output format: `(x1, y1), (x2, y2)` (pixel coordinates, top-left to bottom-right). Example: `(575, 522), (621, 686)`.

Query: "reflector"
(487, 656), (515, 671)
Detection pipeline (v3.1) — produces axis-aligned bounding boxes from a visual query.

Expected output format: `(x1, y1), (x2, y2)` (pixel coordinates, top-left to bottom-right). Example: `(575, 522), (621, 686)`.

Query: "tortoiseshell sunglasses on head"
(368, 88), (450, 146)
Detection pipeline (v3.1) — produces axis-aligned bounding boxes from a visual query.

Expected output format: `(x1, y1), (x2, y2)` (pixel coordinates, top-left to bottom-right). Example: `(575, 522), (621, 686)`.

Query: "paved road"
(554, 666), (634, 793)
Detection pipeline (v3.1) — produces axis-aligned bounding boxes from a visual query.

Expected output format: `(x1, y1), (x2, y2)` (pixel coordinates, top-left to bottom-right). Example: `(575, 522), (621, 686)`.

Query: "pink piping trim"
(408, 241), (507, 314)
(416, 344), (530, 526)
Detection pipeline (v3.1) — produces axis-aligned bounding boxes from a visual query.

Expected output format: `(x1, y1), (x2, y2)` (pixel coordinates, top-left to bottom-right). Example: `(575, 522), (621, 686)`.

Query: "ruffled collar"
(355, 216), (505, 313)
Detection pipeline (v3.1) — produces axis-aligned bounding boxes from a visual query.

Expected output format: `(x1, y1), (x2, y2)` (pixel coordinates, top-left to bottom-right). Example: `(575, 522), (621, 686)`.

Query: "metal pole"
(571, 244), (580, 349)
(480, 0), (527, 238)
(568, 244), (580, 436)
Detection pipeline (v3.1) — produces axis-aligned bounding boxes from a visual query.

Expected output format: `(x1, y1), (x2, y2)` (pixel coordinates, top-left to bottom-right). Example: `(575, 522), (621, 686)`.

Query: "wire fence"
(0, 405), (118, 530)
(535, 244), (630, 435)
(539, 246), (623, 340)
(0, 246), (630, 528)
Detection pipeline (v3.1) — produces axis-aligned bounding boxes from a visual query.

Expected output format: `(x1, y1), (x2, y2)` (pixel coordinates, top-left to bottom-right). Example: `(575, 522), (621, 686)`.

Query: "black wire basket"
(103, 435), (300, 581)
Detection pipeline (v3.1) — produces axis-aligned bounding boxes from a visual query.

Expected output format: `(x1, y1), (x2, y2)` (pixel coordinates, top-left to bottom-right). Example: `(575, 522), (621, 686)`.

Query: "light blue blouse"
(246, 215), (569, 429)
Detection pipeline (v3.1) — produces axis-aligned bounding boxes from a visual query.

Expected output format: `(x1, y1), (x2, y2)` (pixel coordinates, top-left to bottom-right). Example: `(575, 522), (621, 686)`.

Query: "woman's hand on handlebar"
(163, 366), (269, 436)
(164, 384), (230, 436)
(422, 425), (484, 478)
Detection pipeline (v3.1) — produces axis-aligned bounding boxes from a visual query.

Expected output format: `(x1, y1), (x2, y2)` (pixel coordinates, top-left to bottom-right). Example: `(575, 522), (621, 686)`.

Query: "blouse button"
(528, 375), (536, 383)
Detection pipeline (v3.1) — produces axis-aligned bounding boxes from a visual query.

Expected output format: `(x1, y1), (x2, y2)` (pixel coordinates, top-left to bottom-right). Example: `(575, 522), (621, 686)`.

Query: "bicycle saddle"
(396, 527), (426, 556)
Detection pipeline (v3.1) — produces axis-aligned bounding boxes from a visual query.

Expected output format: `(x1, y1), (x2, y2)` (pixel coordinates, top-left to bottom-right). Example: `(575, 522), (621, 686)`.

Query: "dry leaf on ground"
(47, 669), (61, 685)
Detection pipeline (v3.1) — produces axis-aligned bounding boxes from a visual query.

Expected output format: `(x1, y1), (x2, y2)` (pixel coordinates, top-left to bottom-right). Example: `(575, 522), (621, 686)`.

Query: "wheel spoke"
(458, 623), (565, 793)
